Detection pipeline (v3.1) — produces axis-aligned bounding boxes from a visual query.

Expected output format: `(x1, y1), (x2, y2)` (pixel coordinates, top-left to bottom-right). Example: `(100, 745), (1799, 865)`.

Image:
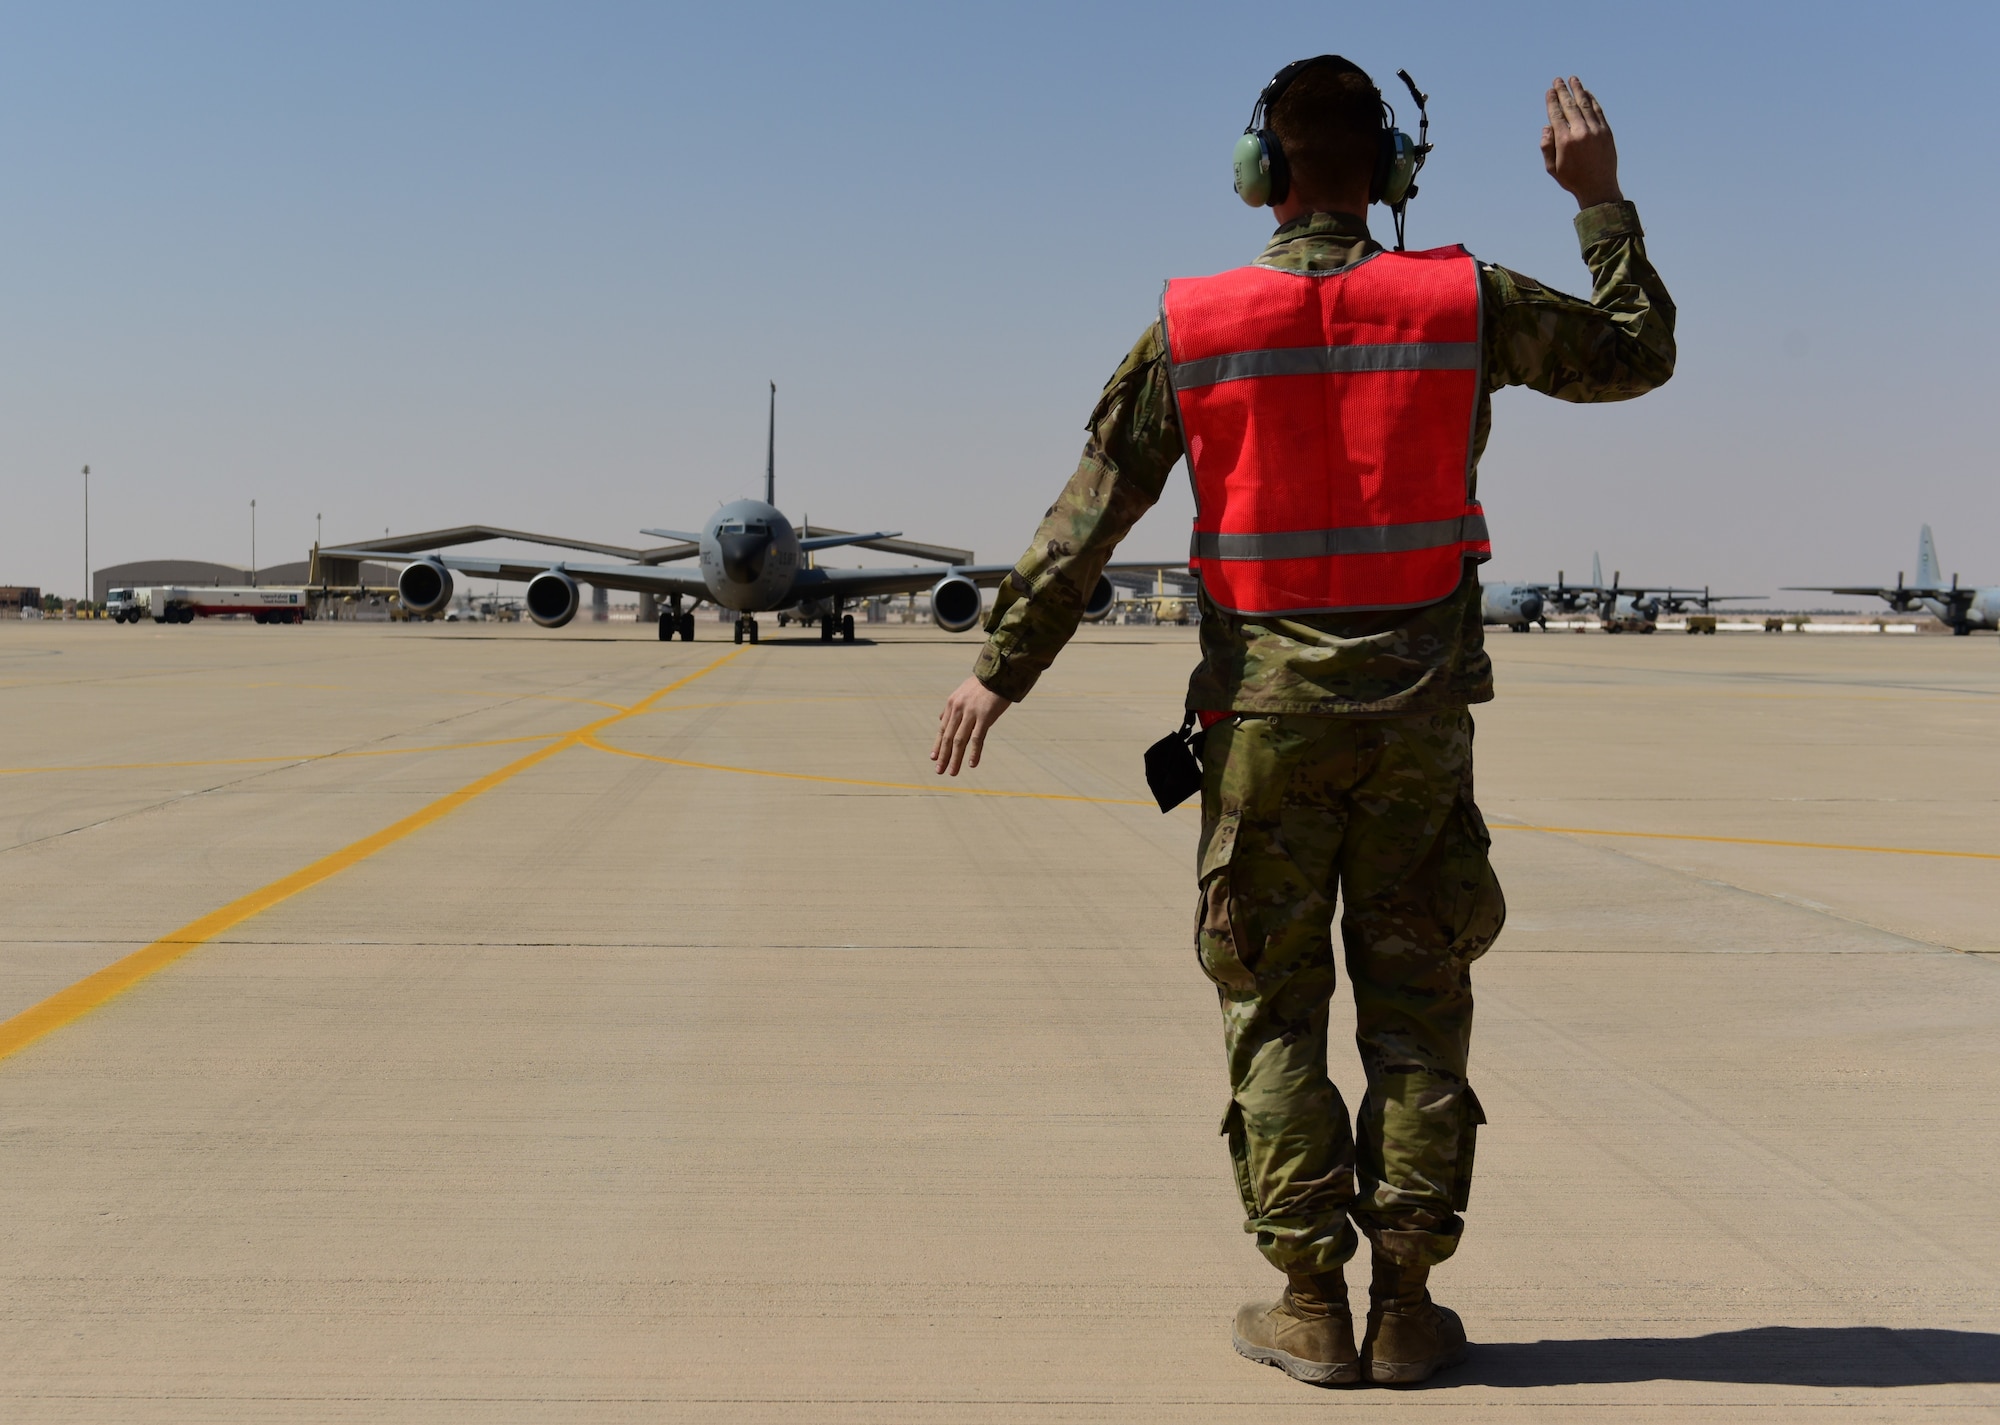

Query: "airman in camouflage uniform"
(933, 70), (1674, 1386)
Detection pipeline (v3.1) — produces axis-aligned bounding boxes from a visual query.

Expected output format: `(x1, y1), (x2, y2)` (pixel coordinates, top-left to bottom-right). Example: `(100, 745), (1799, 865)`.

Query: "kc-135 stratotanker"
(323, 385), (1180, 644)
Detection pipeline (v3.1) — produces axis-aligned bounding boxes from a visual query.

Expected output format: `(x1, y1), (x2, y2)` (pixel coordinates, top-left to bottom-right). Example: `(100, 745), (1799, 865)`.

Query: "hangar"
(93, 558), (398, 606)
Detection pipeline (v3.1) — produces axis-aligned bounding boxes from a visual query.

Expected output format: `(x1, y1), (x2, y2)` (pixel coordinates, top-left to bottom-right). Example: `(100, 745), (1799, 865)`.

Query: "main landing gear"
(659, 599), (698, 641)
(733, 616), (760, 645)
(818, 609), (856, 643)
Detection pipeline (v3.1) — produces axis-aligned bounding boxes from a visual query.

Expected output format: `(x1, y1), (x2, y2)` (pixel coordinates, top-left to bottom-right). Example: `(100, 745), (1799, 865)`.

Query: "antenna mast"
(765, 381), (776, 505)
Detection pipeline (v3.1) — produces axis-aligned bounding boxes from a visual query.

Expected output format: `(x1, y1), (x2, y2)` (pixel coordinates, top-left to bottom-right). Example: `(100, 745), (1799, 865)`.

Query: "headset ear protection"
(1231, 56), (1432, 248)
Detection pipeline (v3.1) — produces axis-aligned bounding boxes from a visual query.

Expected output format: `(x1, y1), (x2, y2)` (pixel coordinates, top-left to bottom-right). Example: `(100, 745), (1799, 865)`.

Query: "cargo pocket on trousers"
(1452, 1086), (1486, 1212)
(1444, 797), (1506, 964)
(1220, 1099), (1259, 1217)
(1195, 812), (1258, 995)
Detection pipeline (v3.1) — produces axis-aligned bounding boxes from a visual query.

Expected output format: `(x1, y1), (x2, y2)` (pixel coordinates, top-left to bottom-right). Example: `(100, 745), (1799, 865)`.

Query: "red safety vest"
(1162, 246), (1490, 617)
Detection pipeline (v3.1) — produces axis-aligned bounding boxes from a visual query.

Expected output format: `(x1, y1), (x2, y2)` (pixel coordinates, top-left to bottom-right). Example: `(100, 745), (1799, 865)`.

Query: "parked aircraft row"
(1482, 528), (1995, 635)
(1481, 555), (1761, 633)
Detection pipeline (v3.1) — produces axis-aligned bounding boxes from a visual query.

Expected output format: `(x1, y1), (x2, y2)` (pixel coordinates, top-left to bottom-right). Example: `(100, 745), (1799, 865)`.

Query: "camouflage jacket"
(973, 202), (1677, 714)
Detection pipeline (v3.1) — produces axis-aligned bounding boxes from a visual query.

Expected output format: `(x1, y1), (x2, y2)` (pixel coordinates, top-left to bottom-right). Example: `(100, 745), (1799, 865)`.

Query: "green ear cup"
(1233, 131), (1271, 207)
(1380, 129), (1418, 207)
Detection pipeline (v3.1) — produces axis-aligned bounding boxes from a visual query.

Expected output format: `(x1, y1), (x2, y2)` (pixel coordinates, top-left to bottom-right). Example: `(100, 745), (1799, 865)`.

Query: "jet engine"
(398, 559), (454, 616)
(525, 570), (582, 628)
(929, 574), (983, 633)
(1080, 574), (1117, 623)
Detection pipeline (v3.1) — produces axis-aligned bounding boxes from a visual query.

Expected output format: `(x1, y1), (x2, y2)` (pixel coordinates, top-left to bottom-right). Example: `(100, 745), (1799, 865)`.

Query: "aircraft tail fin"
(1916, 523), (1943, 589)
(1592, 551), (1602, 588)
(765, 381), (776, 506)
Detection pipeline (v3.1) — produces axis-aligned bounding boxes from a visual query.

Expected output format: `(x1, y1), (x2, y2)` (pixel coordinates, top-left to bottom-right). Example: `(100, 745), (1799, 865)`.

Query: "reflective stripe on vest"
(1162, 247), (1490, 617)
(1192, 511), (1491, 563)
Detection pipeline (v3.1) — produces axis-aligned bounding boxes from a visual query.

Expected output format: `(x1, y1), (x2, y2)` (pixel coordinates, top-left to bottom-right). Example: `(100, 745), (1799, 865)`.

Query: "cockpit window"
(719, 523), (744, 534)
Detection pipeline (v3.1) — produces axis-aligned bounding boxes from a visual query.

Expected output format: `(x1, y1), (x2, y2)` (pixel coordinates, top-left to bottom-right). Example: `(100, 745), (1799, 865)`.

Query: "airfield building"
(94, 559), (398, 606)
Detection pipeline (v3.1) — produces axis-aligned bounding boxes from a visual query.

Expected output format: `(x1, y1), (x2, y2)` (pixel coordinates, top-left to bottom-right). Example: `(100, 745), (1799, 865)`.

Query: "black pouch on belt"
(1143, 712), (1207, 813)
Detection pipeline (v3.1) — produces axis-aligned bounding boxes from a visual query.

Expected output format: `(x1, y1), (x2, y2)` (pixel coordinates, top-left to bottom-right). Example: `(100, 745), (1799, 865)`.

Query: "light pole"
(82, 465), (89, 613)
(250, 499), (257, 586)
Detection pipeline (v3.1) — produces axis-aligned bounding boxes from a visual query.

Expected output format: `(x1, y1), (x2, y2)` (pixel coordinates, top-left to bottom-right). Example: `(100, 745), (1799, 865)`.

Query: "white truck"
(106, 587), (147, 623)
(147, 587), (309, 624)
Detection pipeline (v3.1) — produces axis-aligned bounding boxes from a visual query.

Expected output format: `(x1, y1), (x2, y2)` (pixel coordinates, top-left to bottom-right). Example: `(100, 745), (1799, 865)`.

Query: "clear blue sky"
(5, 1), (1995, 600)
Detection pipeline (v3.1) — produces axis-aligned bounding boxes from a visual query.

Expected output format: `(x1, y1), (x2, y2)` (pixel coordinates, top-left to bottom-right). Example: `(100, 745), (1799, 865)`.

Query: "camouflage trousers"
(1196, 710), (1505, 1273)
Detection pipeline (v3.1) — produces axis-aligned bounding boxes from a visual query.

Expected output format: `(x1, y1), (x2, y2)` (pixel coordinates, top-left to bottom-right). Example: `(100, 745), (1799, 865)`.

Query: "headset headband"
(1248, 54), (1373, 133)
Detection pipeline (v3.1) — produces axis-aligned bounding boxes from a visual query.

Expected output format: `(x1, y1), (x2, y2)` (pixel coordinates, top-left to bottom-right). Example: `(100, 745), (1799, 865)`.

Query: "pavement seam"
(1495, 821), (1973, 957)
(578, 732), (1165, 807)
(0, 671), (666, 854)
(0, 731), (567, 777)
(1490, 821), (2000, 863)
(0, 647), (745, 1064)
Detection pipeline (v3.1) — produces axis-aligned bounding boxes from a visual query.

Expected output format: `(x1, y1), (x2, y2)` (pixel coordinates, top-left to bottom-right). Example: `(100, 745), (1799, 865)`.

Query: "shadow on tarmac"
(1452, 1327), (2000, 1388)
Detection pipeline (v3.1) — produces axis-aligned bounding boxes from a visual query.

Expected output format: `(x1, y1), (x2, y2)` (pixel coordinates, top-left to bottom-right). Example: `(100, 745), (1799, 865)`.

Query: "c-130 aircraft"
(1480, 553), (1762, 632)
(325, 386), (1172, 643)
(1786, 524), (2000, 635)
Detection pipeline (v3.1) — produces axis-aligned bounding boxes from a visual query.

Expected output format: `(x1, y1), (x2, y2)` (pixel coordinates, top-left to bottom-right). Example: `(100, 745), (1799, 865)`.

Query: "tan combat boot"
(1360, 1250), (1467, 1385)
(1231, 1268), (1360, 1386)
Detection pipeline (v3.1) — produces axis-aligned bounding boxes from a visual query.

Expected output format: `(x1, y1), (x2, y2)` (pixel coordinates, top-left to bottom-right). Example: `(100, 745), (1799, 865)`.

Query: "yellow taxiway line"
(0, 649), (744, 1064)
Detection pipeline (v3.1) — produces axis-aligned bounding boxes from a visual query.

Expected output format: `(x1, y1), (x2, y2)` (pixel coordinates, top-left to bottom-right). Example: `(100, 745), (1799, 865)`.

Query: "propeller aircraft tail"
(1916, 524), (1944, 590)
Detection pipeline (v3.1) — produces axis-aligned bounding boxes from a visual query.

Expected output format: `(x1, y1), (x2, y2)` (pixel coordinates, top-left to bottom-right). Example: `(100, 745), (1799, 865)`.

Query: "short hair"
(1268, 61), (1383, 203)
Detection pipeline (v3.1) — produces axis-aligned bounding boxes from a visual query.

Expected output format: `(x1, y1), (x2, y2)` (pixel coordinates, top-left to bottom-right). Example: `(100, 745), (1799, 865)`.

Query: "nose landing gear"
(733, 616), (759, 645)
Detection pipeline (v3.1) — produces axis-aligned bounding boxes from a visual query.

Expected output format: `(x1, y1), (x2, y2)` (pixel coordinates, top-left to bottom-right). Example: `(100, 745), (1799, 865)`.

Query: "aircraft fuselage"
(697, 498), (804, 613)
(1916, 589), (2000, 632)
(1600, 594), (1661, 633)
(1480, 582), (1546, 630)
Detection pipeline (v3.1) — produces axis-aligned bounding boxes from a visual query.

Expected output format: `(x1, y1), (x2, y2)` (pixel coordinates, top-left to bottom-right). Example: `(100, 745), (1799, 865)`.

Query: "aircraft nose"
(1520, 592), (1544, 623)
(717, 530), (772, 584)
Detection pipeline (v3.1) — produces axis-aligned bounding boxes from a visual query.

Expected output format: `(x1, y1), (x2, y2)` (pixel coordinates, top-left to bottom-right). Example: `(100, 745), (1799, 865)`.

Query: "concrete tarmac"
(2, 620), (1995, 1422)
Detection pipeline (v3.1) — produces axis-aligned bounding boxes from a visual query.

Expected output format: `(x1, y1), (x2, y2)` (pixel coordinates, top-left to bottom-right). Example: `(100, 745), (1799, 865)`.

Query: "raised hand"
(1541, 76), (1623, 210)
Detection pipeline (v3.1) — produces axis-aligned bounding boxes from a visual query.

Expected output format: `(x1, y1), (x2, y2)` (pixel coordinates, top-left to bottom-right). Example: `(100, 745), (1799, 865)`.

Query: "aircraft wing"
(799, 559), (1192, 601)
(1782, 586), (1912, 598)
(796, 564), (1018, 599)
(323, 523), (687, 562)
(638, 529), (706, 546)
(798, 527), (972, 564)
(1784, 584), (1973, 617)
(798, 529), (902, 554)
(320, 547), (712, 598)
